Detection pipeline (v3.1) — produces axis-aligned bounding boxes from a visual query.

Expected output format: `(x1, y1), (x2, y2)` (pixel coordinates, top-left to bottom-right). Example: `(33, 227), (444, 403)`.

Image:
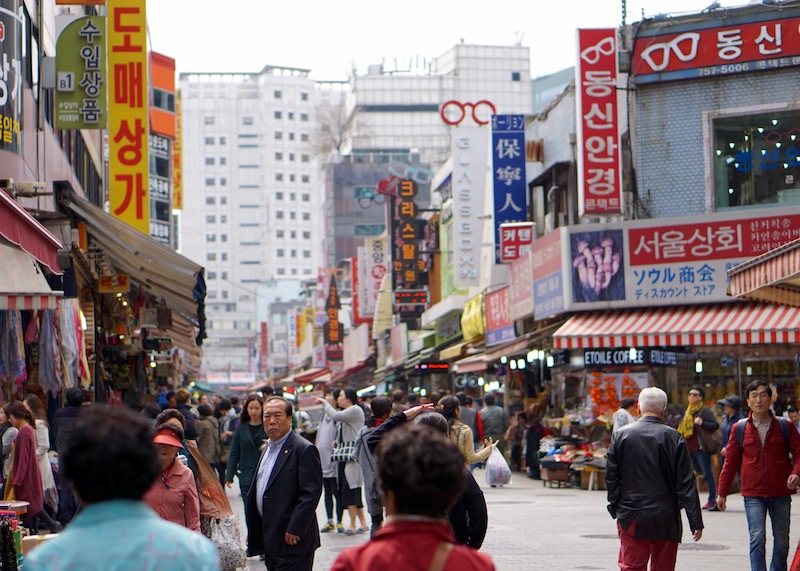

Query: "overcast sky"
(146, 0), (746, 80)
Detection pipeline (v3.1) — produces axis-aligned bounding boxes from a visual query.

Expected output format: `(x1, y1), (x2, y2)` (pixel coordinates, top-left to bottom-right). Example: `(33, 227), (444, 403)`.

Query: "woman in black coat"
(225, 394), (267, 517)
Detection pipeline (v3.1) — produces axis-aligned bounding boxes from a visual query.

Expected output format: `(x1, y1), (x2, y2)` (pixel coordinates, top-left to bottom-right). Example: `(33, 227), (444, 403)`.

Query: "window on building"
(277, 268), (285, 275)
(277, 229), (284, 238)
(152, 88), (175, 112)
(301, 175), (309, 183)
(301, 193), (309, 202)
(243, 116), (253, 125)
(303, 231), (310, 239)
(205, 177), (215, 186)
(220, 157), (227, 165)
(274, 90), (282, 99)
(289, 153), (295, 161)
(221, 271), (228, 280)
(274, 111), (282, 119)
(289, 174), (295, 182)
(301, 92), (308, 101)
(275, 152), (283, 160)
(277, 249), (285, 257)
(207, 253), (216, 261)
(290, 212), (296, 220)
(289, 133), (295, 141)
(288, 112), (294, 120)
(222, 290), (229, 299)
(301, 154), (309, 163)
(219, 136), (226, 145)
(300, 113), (309, 122)
(275, 131), (283, 140)
(207, 271), (217, 280)
(221, 234), (227, 242)
(205, 157), (215, 165)
(290, 249), (297, 258)
(208, 290), (217, 299)
(206, 215), (216, 223)
(205, 196), (215, 205)
(220, 215), (227, 223)
(512, 72), (521, 81)
(204, 137), (214, 145)
(206, 234), (216, 242)
(303, 268), (312, 275)
(204, 116), (214, 125)
(290, 193), (296, 201)
(303, 250), (311, 258)
(291, 268), (297, 275)
(276, 191), (284, 200)
(220, 196), (227, 205)
(288, 231), (295, 239)
(220, 177), (227, 186)
(276, 173), (283, 181)
(713, 109), (800, 209)
(221, 252), (228, 261)
(300, 133), (309, 142)
(276, 210), (284, 219)
(302, 212), (310, 221)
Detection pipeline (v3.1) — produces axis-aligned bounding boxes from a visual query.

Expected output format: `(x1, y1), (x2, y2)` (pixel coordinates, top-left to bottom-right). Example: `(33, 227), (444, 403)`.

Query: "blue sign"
(486, 324), (515, 347)
(491, 114), (527, 263)
(533, 273), (564, 320)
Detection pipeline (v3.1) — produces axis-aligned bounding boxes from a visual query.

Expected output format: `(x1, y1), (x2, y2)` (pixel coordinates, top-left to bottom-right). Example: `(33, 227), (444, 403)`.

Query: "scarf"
(679, 402), (703, 439)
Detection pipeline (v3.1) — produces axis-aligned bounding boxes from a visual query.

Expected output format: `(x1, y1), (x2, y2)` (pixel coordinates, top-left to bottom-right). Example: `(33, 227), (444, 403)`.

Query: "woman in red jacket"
(4, 402), (61, 533)
(143, 423), (201, 531)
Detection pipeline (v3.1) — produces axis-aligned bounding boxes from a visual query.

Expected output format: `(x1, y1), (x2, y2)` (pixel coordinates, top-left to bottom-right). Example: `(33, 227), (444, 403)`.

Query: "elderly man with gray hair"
(606, 387), (704, 571)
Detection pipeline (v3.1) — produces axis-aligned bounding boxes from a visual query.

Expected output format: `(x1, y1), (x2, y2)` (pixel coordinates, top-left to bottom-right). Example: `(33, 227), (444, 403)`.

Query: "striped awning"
(0, 295), (60, 310)
(727, 238), (800, 308)
(0, 241), (61, 310)
(553, 302), (800, 349)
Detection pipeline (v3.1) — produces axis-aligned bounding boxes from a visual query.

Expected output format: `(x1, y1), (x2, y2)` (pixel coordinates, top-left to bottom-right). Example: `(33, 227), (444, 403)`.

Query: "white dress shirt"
(255, 431), (291, 516)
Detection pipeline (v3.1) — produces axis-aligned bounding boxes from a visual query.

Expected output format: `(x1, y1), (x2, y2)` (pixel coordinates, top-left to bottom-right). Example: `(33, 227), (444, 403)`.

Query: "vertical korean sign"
(55, 16), (106, 130)
(576, 29), (622, 217)
(452, 128), (489, 287)
(485, 286), (514, 347)
(173, 94), (183, 210)
(491, 114), (527, 263)
(323, 276), (343, 364)
(363, 237), (387, 318)
(108, 0), (149, 233)
(0, 1), (22, 155)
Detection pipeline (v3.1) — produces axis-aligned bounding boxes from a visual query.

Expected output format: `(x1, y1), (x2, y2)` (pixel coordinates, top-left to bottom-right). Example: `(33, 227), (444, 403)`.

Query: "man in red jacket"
(717, 380), (800, 571)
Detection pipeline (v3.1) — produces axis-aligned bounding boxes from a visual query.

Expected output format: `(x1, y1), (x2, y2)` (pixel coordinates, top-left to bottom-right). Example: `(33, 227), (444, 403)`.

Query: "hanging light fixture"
(695, 359), (703, 374)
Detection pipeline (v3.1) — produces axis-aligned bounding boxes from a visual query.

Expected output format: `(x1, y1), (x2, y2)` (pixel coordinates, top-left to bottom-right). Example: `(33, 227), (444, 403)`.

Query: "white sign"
(363, 237), (387, 317)
(451, 127), (490, 288)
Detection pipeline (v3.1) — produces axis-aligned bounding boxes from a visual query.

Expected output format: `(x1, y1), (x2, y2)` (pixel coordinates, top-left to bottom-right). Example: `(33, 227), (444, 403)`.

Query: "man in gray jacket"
(479, 393), (508, 454)
(354, 396), (392, 537)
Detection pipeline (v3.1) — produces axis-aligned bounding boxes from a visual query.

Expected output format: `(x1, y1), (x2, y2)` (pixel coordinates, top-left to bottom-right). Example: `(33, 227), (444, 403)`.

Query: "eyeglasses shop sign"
(584, 348), (677, 367)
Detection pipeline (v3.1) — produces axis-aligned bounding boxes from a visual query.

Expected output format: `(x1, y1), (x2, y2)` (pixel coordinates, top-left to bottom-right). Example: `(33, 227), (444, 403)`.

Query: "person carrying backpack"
(717, 380), (800, 571)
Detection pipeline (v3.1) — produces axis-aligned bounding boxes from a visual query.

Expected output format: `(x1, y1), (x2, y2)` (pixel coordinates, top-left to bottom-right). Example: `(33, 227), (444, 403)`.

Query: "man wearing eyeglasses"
(717, 380), (800, 571)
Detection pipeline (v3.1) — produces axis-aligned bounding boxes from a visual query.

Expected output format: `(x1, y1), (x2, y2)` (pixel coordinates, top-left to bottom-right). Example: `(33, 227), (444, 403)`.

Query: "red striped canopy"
(0, 294), (59, 311)
(727, 238), (800, 308)
(553, 302), (800, 349)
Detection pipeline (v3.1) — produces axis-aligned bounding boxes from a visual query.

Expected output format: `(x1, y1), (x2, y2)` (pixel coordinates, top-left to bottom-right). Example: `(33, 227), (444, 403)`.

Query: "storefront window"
(713, 109), (800, 209)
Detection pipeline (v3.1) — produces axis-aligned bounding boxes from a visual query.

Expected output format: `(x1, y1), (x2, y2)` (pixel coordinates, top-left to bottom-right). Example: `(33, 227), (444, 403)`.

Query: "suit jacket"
(245, 430), (323, 559)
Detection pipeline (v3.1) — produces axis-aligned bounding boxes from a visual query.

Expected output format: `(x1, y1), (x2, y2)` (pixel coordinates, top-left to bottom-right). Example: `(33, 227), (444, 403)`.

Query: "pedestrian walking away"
(606, 387), (703, 571)
(246, 396), (323, 571)
(717, 380), (800, 571)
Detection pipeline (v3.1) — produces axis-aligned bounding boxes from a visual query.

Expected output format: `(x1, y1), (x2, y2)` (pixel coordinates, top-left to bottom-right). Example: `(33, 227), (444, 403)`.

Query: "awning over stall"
(727, 238), (800, 307)
(60, 191), (205, 327)
(553, 302), (800, 349)
(0, 241), (62, 309)
(0, 189), (62, 274)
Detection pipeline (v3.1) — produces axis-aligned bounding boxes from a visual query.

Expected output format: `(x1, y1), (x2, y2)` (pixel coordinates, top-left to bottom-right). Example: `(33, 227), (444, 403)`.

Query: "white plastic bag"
(208, 515), (247, 570)
(484, 446), (512, 486)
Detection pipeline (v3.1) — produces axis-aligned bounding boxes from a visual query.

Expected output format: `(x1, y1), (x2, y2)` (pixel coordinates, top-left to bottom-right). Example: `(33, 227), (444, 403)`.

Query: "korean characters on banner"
(364, 237), (387, 317)
(390, 179), (428, 321)
(532, 228), (566, 321)
(108, 0), (149, 234)
(323, 276), (343, 364)
(499, 222), (535, 264)
(55, 16), (106, 130)
(485, 286), (514, 347)
(173, 95), (183, 210)
(451, 128), (490, 288)
(575, 29), (622, 217)
(491, 115), (528, 263)
(149, 134), (172, 246)
(559, 207), (800, 311)
(632, 17), (800, 84)
(0, 1), (22, 154)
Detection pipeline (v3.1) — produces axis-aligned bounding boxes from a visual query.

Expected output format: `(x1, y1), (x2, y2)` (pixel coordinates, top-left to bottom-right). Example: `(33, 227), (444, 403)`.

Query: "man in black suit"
(246, 396), (322, 571)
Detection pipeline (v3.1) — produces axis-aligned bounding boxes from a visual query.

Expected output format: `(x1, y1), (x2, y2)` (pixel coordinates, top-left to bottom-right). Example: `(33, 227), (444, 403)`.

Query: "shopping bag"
(484, 446), (512, 486)
(205, 515), (247, 571)
(330, 440), (356, 463)
(157, 298), (173, 329)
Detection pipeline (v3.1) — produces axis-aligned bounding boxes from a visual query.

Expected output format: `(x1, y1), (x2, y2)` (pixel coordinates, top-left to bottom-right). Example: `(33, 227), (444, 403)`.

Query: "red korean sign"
(508, 251), (534, 319)
(629, 213), (800, 266)
(575, 29), (622, 216)
(499, 222), (535, 263)
(108, 0), (148, 233)
(485, 286), (514, 347)
(632, 17), (800, 84)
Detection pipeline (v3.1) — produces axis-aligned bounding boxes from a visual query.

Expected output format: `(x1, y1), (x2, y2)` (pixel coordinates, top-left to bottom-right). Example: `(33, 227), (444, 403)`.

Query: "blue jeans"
(743, 496), (791, 571)
(690, 450), (716, 502)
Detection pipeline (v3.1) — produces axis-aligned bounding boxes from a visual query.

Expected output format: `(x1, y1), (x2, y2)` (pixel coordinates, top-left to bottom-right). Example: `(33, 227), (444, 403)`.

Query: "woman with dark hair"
(157, 408), (198, 479)
(438, 395), (494, 467)
(143, 423), (200, 531)
(4, 402), (61, 533)
(316, 388), (368, 535)
(23, 395), (58, 514)
(225, 393), (266, 517)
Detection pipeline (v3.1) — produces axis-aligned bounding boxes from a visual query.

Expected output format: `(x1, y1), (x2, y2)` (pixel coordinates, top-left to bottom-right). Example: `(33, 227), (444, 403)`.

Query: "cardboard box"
(21, 533), (58, 555)
(580, 469), (606, 490)
(541, 465), (570, 482)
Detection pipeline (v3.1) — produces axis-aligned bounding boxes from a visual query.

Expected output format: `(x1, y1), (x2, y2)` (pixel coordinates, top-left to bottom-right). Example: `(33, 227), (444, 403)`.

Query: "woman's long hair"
(24, 395), (48, 427)
(437, 395), (460, 427)
(240, 393), (265, 425)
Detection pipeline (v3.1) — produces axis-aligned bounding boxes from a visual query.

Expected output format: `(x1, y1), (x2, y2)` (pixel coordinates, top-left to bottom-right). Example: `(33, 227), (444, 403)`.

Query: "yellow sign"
(98, 274), (130, 294)
(173, 93), (183, 210)
(107, 0), (149, 233)
(461, 293), (485, 342)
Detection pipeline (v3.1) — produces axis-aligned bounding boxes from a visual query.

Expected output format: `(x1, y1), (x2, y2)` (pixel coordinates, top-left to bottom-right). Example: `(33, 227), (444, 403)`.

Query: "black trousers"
(264, 552), (315, 571)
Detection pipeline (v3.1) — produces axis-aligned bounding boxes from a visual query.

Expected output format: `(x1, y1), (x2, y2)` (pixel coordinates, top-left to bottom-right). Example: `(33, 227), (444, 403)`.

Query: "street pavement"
(229, 469), (800, 571)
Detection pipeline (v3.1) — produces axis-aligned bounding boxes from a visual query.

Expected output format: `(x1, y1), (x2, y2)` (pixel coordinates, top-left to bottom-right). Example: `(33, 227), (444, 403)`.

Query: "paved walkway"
(231, 469), (800, 570)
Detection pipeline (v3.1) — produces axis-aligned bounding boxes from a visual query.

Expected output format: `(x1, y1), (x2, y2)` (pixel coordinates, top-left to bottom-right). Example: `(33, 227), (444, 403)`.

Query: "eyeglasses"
(688, 392), (701, 397)
(749, 392), (771, 400)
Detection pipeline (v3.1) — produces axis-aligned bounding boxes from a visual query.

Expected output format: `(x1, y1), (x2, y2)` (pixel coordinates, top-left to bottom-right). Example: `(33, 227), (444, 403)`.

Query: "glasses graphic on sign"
(640, 32), (700, 72)
(580, 36), (616, 64)
(440, 100), (497, 126)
